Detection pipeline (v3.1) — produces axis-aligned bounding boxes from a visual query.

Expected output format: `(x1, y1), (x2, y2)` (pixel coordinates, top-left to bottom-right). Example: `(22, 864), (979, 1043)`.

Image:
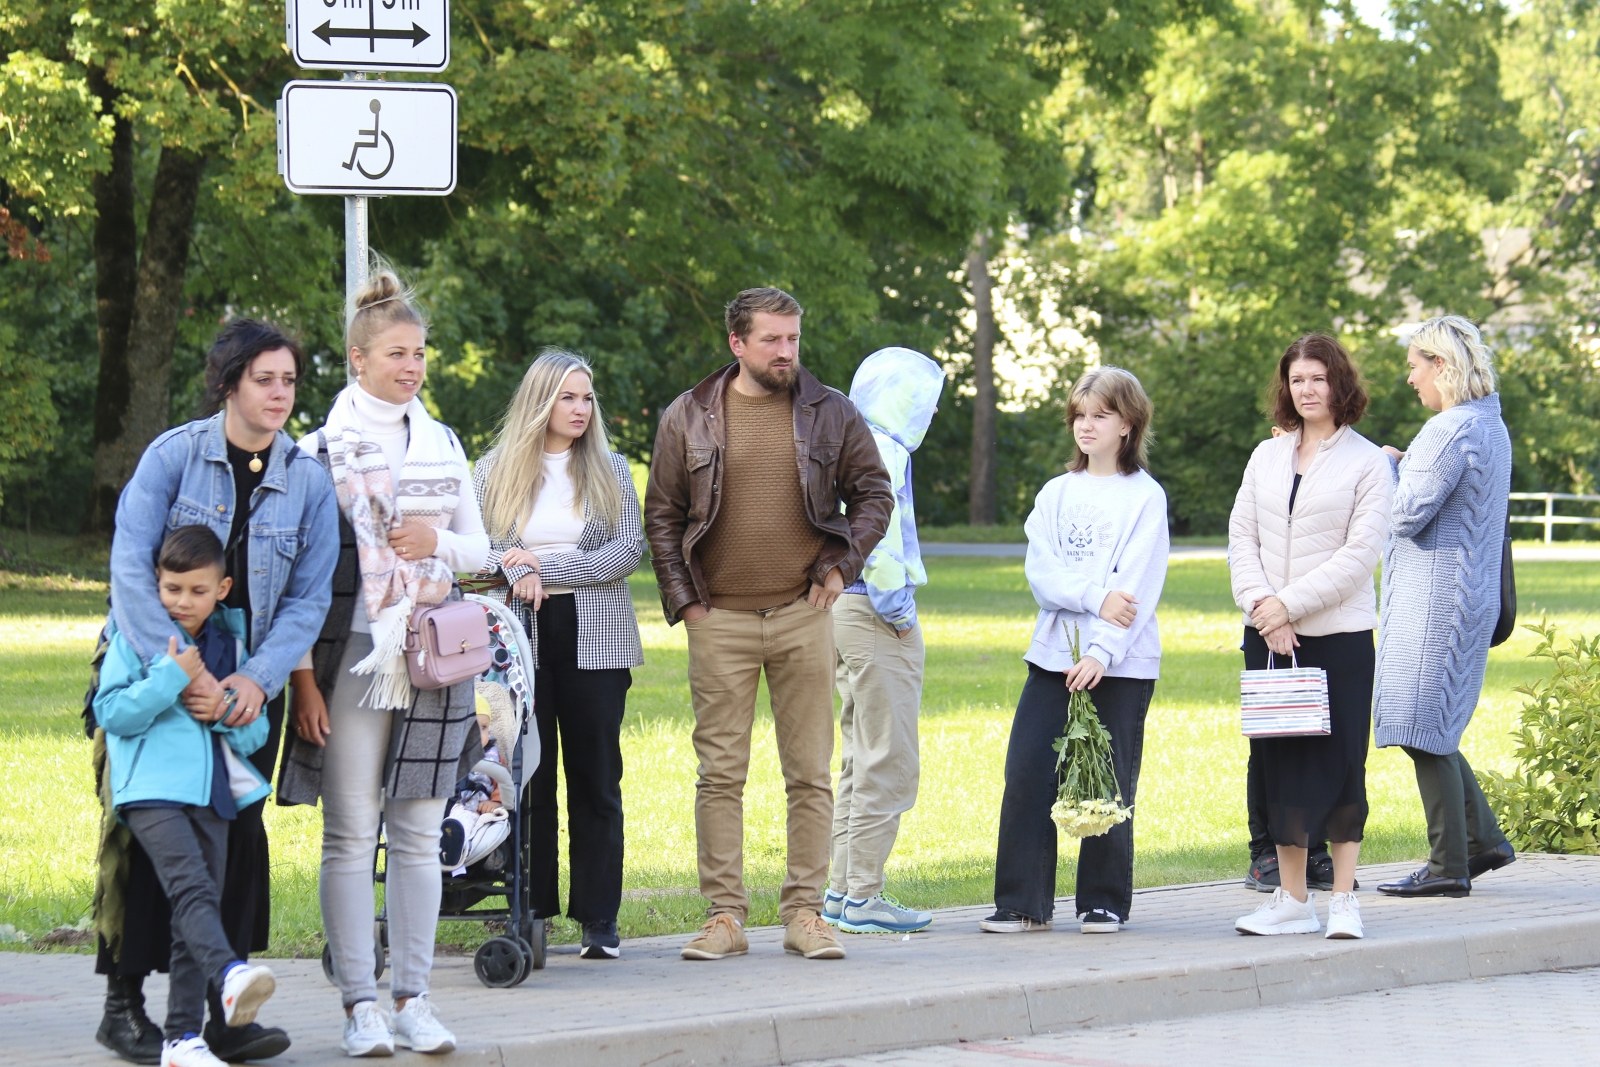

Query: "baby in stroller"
(440, 683), (518, 874)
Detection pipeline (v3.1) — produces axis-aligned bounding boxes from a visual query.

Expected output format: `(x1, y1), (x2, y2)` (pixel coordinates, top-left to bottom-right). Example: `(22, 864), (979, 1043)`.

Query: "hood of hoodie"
(849, 347), (944, 452)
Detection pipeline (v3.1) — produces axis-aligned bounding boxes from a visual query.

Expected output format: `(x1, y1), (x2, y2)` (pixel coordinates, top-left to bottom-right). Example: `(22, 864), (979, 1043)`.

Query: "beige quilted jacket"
(1228, 424), (1393, 637)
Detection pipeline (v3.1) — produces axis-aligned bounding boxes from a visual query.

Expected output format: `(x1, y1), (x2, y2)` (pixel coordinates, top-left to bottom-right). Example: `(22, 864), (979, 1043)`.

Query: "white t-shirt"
(519, 450), (586, 595)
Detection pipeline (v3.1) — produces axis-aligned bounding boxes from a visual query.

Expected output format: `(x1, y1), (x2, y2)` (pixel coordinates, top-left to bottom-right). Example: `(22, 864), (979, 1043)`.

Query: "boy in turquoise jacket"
(827, 347), (944, 935)
(95, 526), (278, 1067)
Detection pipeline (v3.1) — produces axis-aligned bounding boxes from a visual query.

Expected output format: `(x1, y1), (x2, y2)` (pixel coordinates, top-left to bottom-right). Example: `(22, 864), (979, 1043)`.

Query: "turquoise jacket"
(846, 348), (944, 630)
(95, 606), (272, 811)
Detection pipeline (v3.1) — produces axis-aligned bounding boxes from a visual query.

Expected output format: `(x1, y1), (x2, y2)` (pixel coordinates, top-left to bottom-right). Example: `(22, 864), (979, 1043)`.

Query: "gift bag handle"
(1266, 650), (1300, 670)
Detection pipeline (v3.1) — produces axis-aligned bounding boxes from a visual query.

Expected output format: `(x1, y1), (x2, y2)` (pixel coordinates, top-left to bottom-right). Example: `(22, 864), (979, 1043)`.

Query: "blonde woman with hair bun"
(1373, 313), (1516, 901)
(284, 262), (487, 1057)
(472, 348), (644, 961)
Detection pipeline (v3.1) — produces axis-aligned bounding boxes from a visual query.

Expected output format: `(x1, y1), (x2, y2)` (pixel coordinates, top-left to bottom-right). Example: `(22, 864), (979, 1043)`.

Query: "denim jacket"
(109, 413), (339, 699)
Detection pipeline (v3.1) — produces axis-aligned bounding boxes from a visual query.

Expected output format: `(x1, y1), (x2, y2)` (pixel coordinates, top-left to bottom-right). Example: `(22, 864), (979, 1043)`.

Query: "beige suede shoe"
(783, 909), (846, 959)
(680, 914), (749, 960)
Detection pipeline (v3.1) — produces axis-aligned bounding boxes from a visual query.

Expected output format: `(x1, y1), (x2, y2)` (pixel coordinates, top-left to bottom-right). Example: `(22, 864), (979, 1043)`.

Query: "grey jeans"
(123, 805), (235, 1039)
(320, 632), (448, 1007)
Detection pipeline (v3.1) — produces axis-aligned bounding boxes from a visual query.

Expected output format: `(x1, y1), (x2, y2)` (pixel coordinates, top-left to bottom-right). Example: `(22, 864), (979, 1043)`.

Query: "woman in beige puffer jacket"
(1229, 334), (1393, 941)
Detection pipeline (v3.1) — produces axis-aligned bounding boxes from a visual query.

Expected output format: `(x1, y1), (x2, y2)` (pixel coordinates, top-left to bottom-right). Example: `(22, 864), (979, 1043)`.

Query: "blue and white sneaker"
(822, 888), (847, 926)
(838, 892), (933, 934)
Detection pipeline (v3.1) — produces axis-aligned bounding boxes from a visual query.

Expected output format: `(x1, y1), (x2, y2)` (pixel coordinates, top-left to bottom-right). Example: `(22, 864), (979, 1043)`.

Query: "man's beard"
(744, 359), (798, 392)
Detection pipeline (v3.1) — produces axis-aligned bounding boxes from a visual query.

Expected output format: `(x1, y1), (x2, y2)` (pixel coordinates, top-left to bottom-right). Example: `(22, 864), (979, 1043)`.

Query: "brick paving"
(4, 854), (1597, 1067)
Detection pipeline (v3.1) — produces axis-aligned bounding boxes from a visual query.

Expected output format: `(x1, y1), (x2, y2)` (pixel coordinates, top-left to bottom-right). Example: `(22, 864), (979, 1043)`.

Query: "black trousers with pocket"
(993, 665), (1155, 923)
(527, 593), (632, 924)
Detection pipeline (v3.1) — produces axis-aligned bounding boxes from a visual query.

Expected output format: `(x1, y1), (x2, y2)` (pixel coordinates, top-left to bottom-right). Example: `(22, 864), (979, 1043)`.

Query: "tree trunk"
(85, 67), (138, 532)
(88, 145), (206, 530)
(967, 230), (998, 527)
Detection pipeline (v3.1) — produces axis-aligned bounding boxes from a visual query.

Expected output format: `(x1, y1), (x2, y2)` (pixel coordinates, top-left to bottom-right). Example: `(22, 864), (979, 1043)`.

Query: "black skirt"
(1243, 627), (1372, 848)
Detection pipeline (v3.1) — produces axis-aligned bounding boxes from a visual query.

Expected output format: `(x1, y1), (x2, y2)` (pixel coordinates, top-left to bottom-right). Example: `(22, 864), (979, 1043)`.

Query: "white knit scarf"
(324, 384), (461, 709)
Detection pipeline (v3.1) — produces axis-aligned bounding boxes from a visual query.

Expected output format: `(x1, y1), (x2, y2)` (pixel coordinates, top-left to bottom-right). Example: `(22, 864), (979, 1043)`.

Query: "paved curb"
(473, 909), (1600, 1067)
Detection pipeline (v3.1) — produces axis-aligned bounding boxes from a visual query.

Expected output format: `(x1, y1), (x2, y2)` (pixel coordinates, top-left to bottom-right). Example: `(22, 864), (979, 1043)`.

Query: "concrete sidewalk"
(7, 855), (1598, 1067)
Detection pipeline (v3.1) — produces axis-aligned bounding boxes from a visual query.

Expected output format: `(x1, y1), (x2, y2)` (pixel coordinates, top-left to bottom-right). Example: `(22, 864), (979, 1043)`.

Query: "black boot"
(95, 974), (163, 1065)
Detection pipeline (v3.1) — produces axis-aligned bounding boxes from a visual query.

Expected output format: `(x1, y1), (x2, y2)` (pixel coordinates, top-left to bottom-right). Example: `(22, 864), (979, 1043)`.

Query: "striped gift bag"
(1240, 652), (1330, 738)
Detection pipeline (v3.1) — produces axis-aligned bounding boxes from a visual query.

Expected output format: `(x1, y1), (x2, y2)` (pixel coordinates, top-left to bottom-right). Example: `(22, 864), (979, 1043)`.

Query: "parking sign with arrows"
(287, 0), (450, 73)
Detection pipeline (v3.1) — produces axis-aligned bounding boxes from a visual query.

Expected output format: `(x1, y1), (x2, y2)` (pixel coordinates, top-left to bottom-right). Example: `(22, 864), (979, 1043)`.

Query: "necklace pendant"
(249, 454), (264, 474)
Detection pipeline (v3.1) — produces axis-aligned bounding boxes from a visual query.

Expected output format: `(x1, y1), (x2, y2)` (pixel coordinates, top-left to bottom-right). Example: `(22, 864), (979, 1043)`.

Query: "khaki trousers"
(685, 597), (836, 923)
(829, 594), (924, 899)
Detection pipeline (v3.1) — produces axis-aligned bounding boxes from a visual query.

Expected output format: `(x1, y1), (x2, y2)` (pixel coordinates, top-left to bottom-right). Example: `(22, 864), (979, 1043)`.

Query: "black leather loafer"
(1467, 841), (1516, 879)
(1376, 866), (1471, 897)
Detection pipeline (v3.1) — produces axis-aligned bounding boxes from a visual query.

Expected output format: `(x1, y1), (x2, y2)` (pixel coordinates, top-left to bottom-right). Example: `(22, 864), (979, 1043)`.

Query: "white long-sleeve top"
(344, 386), (490, 632)
(1023, 469), (1170, 679)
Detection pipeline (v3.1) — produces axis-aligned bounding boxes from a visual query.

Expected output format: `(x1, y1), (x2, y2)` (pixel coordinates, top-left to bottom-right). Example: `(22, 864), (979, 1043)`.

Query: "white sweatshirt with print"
(1023, 469), (1170, 679)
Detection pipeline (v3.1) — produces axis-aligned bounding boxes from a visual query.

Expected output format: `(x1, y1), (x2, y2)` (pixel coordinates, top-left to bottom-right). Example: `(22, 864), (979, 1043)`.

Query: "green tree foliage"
(1480, 622), (1600, 855)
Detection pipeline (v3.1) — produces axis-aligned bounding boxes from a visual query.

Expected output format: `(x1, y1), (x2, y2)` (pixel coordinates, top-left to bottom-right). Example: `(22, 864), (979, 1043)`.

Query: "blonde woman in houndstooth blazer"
(474, 349), (645, 960)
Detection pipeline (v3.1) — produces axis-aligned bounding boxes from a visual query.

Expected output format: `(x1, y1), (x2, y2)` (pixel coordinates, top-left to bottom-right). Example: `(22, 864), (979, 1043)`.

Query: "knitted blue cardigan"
(1373, 393), (1511, 755)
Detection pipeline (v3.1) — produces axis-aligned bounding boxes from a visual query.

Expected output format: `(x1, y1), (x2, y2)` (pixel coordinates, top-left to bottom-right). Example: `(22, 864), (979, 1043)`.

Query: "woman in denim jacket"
(97, 320), (338, 1064)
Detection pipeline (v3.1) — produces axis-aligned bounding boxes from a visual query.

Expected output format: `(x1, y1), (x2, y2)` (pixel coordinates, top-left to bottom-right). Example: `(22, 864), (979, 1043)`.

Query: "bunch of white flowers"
(1051, 624), (1134, 840)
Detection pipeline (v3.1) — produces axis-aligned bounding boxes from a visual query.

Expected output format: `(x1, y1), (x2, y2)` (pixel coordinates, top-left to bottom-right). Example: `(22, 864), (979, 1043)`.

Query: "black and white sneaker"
(1079, 909), (1122, 933)
(978, 909), (1052, 933)
(580, 920), (621, 959)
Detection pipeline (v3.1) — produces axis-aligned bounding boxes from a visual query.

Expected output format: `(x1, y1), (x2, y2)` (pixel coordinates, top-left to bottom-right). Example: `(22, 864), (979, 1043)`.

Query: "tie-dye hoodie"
(844, 347), (945, 630)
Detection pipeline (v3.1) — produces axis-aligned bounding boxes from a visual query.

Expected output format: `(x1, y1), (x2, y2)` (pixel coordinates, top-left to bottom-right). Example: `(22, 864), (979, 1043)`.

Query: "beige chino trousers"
(684, 597), (836, 923)
(829, 594), (924, 900)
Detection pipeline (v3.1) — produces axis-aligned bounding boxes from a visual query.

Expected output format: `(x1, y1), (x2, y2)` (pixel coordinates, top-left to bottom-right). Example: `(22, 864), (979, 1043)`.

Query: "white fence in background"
(1510, 492), (1600, 544)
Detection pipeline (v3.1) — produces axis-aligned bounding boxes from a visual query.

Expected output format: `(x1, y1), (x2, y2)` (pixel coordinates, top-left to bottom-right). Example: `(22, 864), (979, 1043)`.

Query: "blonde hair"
(346, 257), (428, 360)
(1066, 366), (1153, 475)
(479, 349), (623, 539)
(1409, 314), (1496, 407)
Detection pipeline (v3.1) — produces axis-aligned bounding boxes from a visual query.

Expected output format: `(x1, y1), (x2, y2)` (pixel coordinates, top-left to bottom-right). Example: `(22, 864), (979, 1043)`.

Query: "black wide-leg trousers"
(993, 665), (1154, 923)
(527, 593), (632, 924)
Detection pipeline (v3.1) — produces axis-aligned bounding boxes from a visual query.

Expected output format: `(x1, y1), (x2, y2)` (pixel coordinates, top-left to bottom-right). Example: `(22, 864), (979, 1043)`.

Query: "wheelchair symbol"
(342, 100), (394, 180)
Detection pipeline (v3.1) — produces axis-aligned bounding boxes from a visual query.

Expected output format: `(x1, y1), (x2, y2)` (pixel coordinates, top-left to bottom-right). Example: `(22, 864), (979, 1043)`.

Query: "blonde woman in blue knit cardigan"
(1373, 315), (1516, 899)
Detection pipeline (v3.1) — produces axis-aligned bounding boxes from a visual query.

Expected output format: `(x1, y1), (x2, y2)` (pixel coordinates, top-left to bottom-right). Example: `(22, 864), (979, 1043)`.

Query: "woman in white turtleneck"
(286, 269), (486, 1059)
(473, 349), (644, 962)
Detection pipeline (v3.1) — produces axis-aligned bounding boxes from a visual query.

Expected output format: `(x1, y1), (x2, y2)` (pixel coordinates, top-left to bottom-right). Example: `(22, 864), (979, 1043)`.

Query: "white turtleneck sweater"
(518, 449), (586, 595)
(346, 384), (490, 632)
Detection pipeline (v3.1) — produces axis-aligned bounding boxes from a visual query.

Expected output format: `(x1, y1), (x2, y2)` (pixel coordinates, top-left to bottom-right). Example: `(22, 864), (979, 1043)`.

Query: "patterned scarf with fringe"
(324, 384), (460, 709)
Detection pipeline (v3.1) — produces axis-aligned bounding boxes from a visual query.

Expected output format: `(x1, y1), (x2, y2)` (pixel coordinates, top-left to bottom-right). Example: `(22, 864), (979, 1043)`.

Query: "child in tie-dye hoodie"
(826, 347), (945, 935)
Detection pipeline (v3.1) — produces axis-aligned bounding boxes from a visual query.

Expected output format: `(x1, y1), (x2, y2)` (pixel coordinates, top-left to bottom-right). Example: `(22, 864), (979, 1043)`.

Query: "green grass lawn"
(1, 555), (1590, 956)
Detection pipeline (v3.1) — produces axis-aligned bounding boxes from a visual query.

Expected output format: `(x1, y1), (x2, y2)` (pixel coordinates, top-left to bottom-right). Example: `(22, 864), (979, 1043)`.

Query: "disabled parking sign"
(276, 81), (457, 195)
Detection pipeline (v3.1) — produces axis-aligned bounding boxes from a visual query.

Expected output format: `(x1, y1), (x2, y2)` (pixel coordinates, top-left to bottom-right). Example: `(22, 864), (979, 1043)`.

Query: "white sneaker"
(1325, 891), (1365, 939)
(392, 993), (455, 1054)
(839, 893), (933, 933)
(341, 1001), (394, 1058)
(161, 1036), (229, 1067)
(218, 963), (275, 1027)
(1235, 888), (1321, 935)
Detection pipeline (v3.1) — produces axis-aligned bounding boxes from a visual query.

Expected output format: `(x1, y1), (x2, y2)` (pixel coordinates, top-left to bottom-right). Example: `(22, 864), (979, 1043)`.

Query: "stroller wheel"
(529, 920), (548, 971)
(474, 936), (526, 988)
(320, 931), (388, 987)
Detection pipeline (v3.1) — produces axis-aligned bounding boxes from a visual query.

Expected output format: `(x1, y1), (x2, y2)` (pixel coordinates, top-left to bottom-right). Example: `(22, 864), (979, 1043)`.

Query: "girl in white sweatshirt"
(982, 367), (1169, 935)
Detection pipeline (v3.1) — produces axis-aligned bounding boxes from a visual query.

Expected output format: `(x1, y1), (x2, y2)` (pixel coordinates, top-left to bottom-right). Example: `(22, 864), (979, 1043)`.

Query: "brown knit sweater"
(697, 387), (824, 609)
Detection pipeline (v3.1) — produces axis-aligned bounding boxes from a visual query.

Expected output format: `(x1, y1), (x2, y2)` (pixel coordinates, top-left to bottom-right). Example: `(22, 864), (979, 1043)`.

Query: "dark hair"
(204, 319), (305, 411)
(1270, 334), (1368, 431)
(158, 525), (226, 575)
(724, 287), (803, 340)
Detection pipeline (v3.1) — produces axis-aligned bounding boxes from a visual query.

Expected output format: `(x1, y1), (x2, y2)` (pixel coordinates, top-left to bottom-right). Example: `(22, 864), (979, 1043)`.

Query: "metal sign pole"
(342, 72), (368, 381)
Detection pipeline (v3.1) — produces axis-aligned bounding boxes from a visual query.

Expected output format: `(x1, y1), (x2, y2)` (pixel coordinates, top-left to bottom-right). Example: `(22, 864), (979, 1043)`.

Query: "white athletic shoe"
(341, 1001), (393, 1058)
(1325, 891), (1365, 939)
(391, 993), (455, 1054)
(161, 1035), (229, 1067)
(218, 963), (275, 1027)
(839, 893), (933, 933)
(1235, 888), (1321, 935)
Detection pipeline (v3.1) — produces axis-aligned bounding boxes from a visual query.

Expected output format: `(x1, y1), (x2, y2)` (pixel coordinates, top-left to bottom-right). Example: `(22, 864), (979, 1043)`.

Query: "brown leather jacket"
(644, 362), (895, 623)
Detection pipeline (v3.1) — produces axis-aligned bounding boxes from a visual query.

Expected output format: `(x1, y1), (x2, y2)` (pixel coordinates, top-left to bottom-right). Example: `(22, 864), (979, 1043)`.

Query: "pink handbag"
(404, 599), (492, 689)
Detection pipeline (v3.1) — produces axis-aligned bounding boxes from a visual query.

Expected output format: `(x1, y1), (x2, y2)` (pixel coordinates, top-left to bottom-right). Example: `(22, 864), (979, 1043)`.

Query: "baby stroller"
(320, 591), (545, 989)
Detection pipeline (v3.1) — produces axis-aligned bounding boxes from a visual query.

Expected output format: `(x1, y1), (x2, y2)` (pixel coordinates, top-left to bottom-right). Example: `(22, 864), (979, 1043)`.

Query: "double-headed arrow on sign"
(312, 21), (431, 47)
